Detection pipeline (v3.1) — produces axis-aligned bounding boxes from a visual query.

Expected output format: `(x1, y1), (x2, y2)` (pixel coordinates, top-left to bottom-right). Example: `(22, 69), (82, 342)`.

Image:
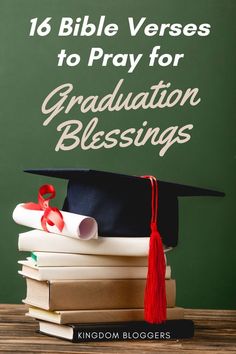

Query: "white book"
(26, 306), (184, 324)
(29, 252), (148, 267)
(18, 230), (172, 257)
(18, 260), (171, 281)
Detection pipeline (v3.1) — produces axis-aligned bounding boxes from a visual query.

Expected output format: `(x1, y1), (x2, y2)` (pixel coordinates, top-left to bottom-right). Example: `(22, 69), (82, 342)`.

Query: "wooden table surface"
(0, 305), (235, 353)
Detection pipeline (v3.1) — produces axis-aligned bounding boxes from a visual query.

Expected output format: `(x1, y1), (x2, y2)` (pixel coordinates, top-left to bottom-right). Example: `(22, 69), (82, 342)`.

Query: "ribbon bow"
(23, 184), (65, 233)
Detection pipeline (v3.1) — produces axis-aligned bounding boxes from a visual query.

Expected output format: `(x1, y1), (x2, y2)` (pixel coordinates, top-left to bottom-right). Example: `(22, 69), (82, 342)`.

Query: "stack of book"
(13, 201), (194, 342)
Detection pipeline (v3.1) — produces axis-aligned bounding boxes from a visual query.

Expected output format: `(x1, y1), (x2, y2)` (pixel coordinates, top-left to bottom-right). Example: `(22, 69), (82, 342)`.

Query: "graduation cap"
(24, 168), (224, 247)
(24, 168), (224, 324)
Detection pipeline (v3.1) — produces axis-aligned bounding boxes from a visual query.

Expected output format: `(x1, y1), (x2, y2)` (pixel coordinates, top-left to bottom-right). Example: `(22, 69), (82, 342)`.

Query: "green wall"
(0, 0), (235, 309)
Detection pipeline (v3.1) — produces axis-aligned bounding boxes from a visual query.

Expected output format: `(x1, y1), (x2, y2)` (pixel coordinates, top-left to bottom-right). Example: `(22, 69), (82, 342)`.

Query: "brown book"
(23, 278), (176, 311)
(27, 306), (184, 324)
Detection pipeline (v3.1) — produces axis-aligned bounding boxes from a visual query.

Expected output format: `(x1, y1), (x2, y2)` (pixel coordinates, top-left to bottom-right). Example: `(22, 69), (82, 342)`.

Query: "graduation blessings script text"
(29, 16), (212, 156)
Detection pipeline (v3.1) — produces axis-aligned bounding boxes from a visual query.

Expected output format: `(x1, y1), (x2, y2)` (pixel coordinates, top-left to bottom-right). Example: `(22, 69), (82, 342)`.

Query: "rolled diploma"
(12, 203), (98, 240)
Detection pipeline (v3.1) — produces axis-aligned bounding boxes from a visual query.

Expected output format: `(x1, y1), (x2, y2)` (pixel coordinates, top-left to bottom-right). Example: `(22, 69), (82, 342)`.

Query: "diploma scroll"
(13, 204), (98, 240)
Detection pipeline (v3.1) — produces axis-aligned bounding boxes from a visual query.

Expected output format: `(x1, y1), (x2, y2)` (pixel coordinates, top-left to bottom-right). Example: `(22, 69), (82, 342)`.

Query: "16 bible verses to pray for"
(28, 16), (211, 156)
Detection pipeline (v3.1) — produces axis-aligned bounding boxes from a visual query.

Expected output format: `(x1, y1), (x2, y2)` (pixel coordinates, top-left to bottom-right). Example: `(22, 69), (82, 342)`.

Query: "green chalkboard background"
(0, 0), (235, 309)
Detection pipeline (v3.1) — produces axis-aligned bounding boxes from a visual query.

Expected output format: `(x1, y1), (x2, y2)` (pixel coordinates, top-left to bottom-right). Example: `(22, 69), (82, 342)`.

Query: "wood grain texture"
(0, 305), (235, 353)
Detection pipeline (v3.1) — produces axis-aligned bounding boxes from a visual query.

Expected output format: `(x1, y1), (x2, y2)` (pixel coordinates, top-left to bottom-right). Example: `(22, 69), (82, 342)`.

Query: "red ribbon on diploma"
(23, 184), (65, 233)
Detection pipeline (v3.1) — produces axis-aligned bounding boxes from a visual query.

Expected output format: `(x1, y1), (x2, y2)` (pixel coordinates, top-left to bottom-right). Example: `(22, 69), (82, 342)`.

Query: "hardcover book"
(38, 319), (194, 342)
(18, 230), (154, 256)
(19, 260), (170, 281)
(29, 252), (149, 267)
(27, 306), (184, 324)
(23, 277), (176, 310)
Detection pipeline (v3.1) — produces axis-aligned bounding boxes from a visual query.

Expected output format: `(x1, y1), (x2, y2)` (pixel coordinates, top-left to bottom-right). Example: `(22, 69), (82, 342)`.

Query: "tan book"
(23, 278), (176, 311)
(27, 306), (184, 324)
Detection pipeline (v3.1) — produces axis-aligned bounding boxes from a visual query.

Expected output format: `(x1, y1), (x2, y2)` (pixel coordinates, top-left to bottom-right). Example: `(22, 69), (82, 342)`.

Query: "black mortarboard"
(24, 168), (224, 248)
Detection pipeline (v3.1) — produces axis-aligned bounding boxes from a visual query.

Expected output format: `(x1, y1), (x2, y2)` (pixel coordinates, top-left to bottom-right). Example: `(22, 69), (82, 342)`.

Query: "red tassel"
(144, 222), (167, 323)
(141, 176), (167, 324)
